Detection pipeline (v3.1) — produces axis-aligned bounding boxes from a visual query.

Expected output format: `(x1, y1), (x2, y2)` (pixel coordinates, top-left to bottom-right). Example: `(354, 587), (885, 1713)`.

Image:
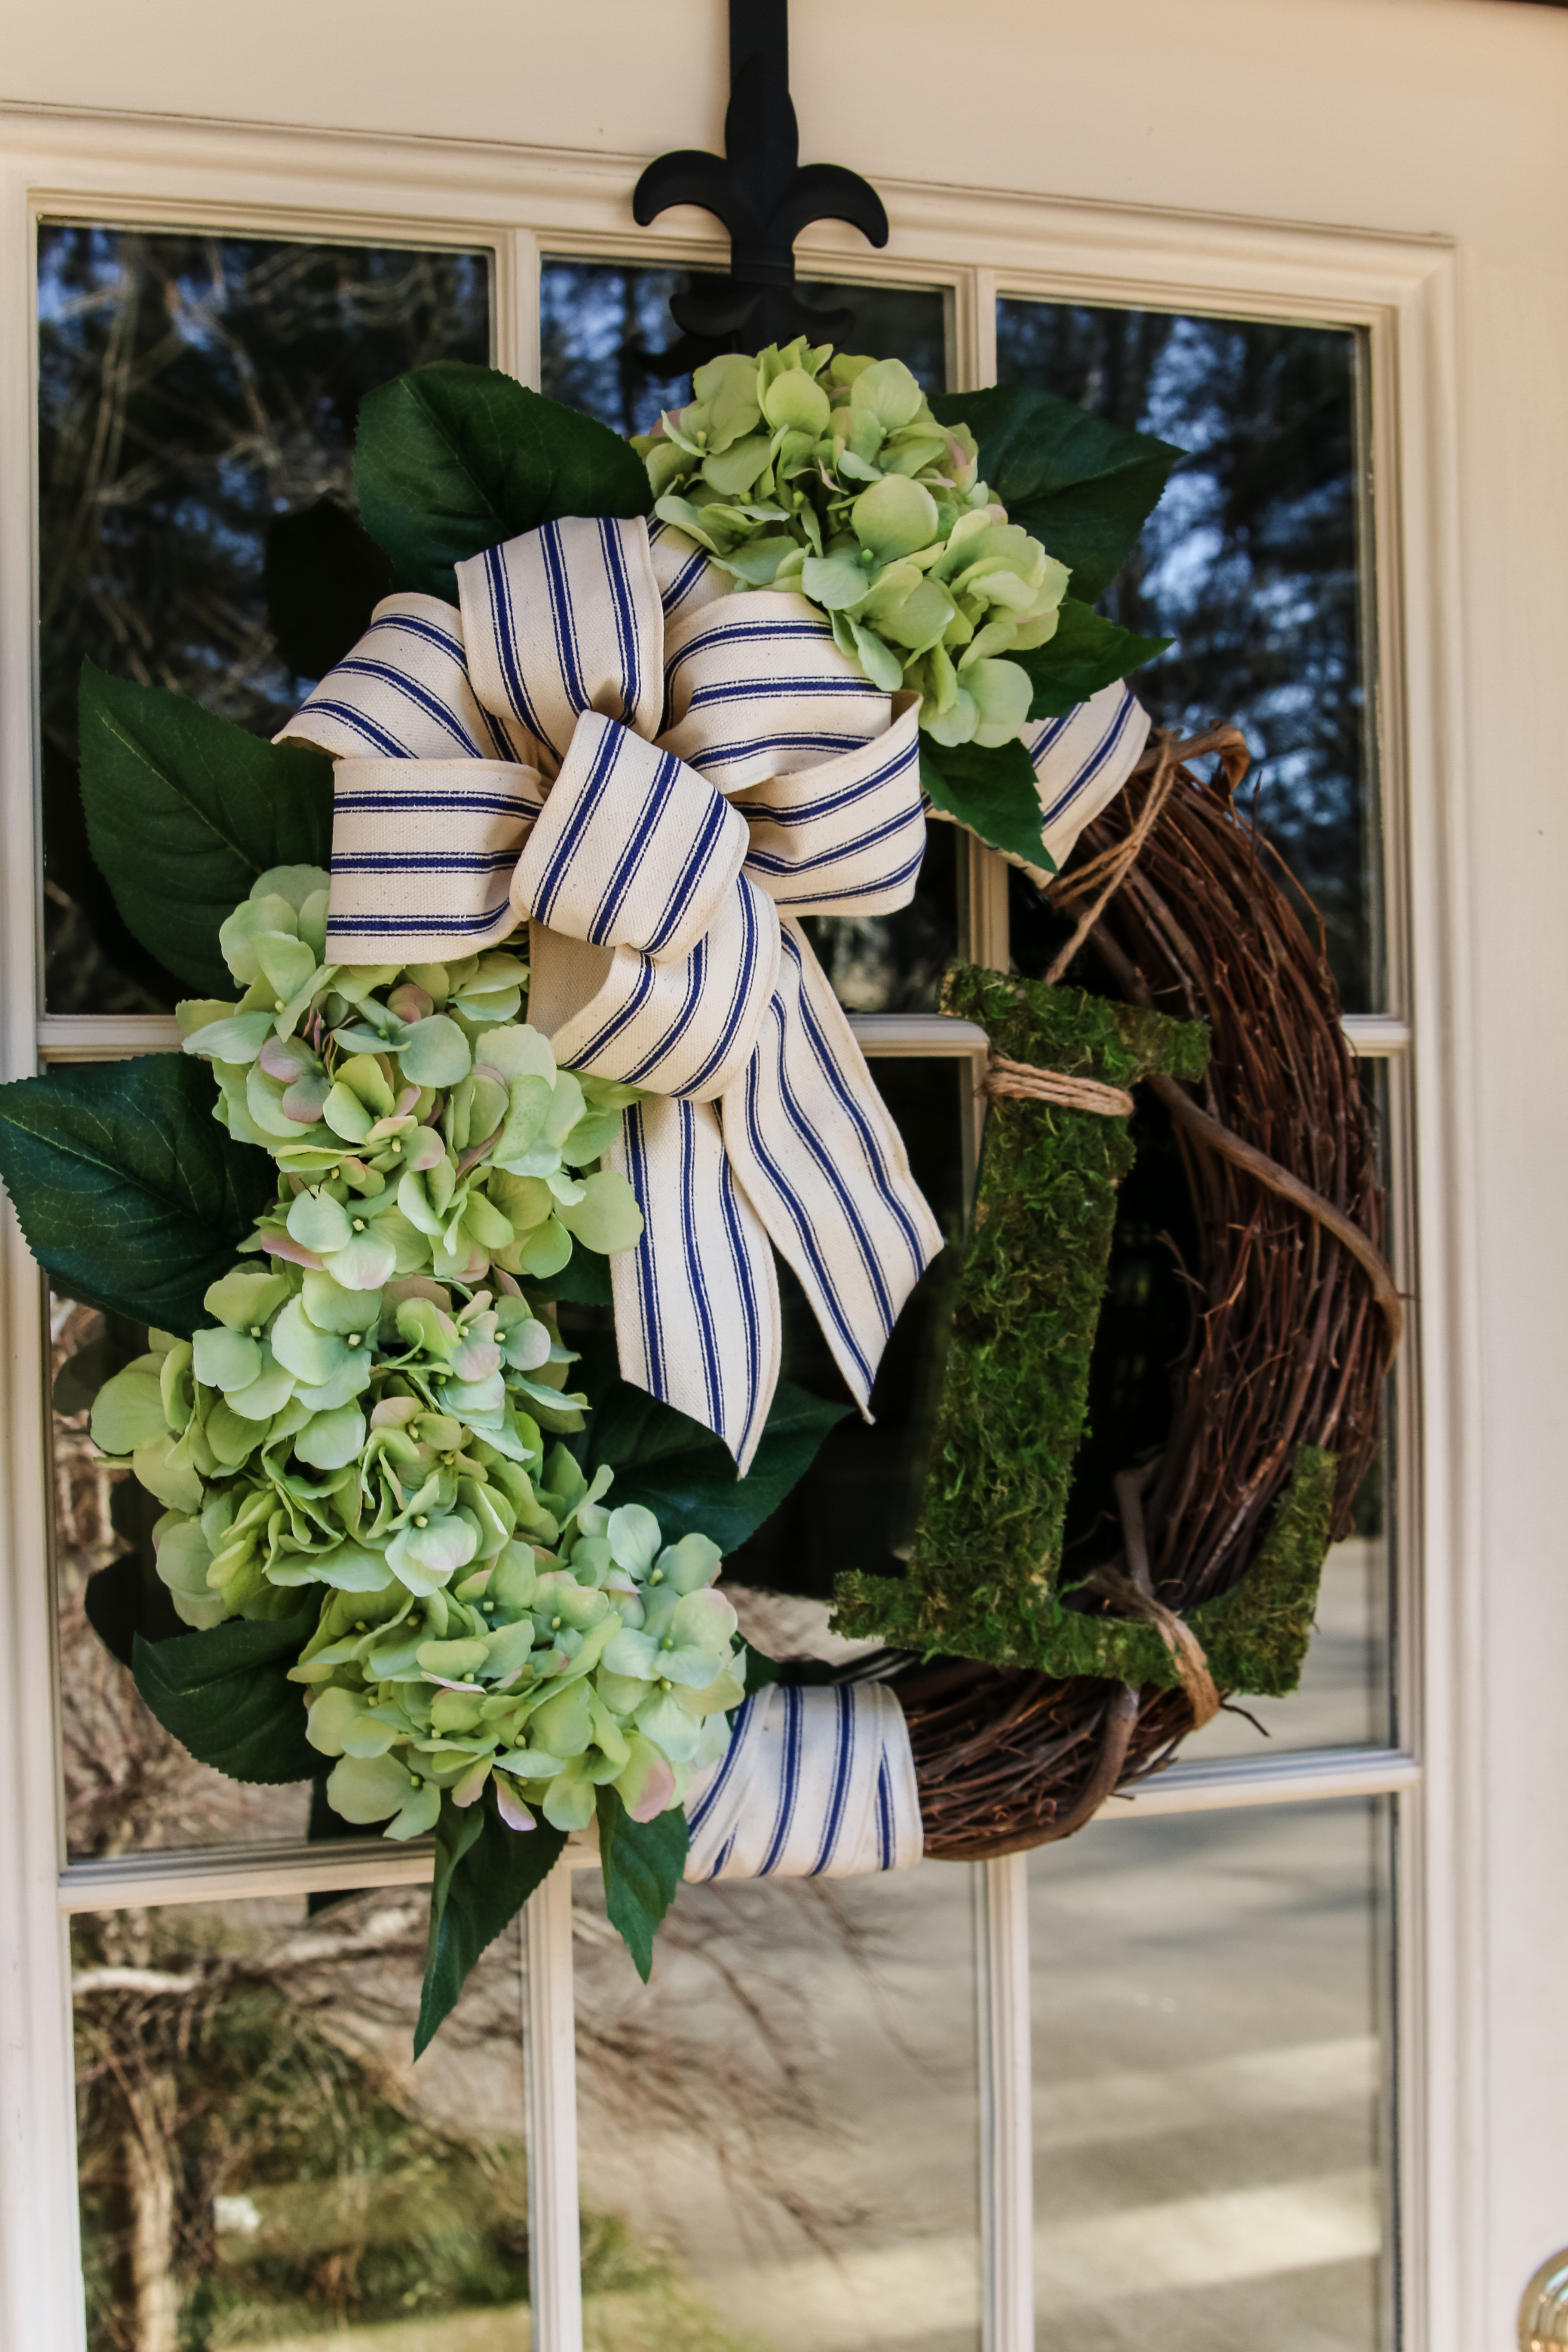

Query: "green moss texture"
(833, 967), (1336, 1698)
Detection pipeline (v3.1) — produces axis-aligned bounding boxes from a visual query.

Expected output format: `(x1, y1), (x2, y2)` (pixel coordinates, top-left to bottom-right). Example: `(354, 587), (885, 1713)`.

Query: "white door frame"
(0, 92), (1476, 2352)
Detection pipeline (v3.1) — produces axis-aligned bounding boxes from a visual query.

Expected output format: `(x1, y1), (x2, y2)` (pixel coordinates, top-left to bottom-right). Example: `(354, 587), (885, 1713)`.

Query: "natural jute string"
(983, 1053), (1135, 1118)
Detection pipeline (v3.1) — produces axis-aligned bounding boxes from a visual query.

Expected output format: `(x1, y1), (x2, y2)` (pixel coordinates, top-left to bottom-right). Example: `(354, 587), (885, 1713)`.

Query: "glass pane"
(1031, 1801), (1392, 2352)
(53, 1289), (310, 1856)
(995, 300), (1380, 1011)
(574, 1864), (981, 2351)
(722, 1057), (967, 1616)
(38, 226), (492, 1016)
(71, 1890), (527, 2349)
(540, 257), (957, 1011)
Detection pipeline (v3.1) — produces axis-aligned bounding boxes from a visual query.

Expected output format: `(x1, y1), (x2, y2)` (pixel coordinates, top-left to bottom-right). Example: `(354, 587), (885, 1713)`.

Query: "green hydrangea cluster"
(90, 1294), (740, 1838)
(292, 1476), (742, 1839)
(89, 1271), (589, 1632)
(178, 865), (644, 1289)
(634, 339), (1069, 749)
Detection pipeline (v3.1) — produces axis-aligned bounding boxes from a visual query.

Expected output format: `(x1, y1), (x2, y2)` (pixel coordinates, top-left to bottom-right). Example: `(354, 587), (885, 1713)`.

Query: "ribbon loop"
(456, 517), (663, 765)
(511, 712), (749, 959)
(661, 592), (891, 792)
(532, 873), (781, 1106)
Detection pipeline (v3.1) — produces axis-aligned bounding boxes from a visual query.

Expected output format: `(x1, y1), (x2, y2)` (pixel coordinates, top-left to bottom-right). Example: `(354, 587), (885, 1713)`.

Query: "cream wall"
(6, 3), (1568, 2344)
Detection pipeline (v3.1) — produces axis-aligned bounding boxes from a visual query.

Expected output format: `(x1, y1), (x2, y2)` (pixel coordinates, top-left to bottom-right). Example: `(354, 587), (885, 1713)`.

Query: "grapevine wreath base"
(842, 726), (1400, 1861)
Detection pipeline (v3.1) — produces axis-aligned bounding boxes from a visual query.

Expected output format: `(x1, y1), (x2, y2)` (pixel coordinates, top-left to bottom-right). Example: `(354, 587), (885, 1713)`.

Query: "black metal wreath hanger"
(633, 0), (888, 356)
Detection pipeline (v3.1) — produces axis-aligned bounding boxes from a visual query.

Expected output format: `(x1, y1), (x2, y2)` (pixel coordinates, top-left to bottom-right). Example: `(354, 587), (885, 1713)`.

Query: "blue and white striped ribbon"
(683, 1682), (923, 1881)
(279, 514), (1147, 1468)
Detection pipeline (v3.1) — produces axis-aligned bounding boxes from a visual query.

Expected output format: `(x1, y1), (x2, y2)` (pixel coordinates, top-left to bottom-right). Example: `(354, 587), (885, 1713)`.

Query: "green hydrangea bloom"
(179, 869), (646, 1296)
(290, 1460), (740, 1840)
(634, 341), (1069, 747)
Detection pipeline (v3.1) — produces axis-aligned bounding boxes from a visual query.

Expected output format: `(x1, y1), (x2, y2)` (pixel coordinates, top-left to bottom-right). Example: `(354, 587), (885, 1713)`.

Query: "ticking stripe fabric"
(922, 678), (1152, 880)
(278, 515), (1146, 1470)
(683, 1682), (923, 1881)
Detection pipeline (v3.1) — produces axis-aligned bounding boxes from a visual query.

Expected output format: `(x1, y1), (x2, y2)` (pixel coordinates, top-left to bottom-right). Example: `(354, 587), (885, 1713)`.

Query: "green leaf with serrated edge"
(570, 1337), (852, 1551)
(415, 1789), (567, 2057)
(78, 660), (334, 996)
(931, 386), (1181, 602)
(0, 1058), (276, 1337)
(133, 1609), (318, 1784)
(597, 1787), (688, 1984)
(1017, 599), (1172, 720)
(920, 735), (1056, 872)
(356, 364), (653, 603)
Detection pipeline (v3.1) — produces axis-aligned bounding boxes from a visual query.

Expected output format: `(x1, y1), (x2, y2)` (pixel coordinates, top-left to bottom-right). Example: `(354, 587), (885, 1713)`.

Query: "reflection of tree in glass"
(540, 260), (949, 441)
(995, 302), (1378, 1009)
(37, 228), (490, 1015)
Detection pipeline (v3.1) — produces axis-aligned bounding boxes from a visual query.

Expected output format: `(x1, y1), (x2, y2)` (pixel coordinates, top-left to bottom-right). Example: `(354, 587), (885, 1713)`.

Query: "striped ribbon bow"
(280, 516), (1148, 1470)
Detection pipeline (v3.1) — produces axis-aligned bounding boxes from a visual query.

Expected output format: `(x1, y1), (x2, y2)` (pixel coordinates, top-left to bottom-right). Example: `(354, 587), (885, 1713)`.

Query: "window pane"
(71, 1891), (526, 2348)
(721, 1056), (968, 1610)
(995, 300), (1381, 1011)
(1031, 1801), (1393, 2352)
(539, 257), (958, 1011)
(53, 1288), (310, 1856)
(574, 1864), (981, 2351)
(541, 260), (950, 438)
(38, 227), (492, 1016)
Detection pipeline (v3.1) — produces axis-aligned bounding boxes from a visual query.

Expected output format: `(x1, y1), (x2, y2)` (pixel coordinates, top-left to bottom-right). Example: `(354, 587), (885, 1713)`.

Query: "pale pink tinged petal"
(491, 1266), (522, 1297)
(451, 1757), (492, 1806)
(384, 1275), (451, 1311)
(626, 1758), (677, 1822)
(370, 1396), (421, 1428)
(462, 1246), (490, 1282)
(339, 1157), (372, 1183)
(404, 1128), (447, 1173)
(452, 1339), (502, 1382)
(388, 983), (434, 1024)
(259, 1035), (312, 1082)
(494, 1777), (537, 1833)
(364, 1113), (416, 1144)
(394, 1085), (421, 1117)
(471, 1064), (507, 1090)
(263, 1235), (327, 1271)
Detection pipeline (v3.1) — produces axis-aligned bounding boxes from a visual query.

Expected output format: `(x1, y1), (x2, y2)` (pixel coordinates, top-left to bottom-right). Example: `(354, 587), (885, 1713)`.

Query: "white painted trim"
(1343, 1014), (1412, 1058)
(525, 1862), (584, 2352)
(56, 1836), (438, 1909)
(1103, 1745), (1421, 1819)
(977, 1855), (1033, 2352)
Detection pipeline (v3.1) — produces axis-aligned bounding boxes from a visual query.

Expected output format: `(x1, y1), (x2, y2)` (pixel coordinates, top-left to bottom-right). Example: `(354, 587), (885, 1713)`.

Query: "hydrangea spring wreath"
(0, 341), (1264, 2049)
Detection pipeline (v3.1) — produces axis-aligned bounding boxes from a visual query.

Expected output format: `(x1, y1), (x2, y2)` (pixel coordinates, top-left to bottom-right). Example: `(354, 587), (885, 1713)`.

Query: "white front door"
(1, 6), (1564, 2349)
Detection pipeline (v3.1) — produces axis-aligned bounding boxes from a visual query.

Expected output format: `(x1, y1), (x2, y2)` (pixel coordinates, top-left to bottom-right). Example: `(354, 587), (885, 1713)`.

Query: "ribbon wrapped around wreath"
(280, 516), (1148, 1469)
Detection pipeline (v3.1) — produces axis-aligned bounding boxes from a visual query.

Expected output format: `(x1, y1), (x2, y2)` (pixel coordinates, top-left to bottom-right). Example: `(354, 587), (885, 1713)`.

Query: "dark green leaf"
(132, 1608), (318, 1783)
(78, 660), (334, 997)
(920, 735), (1056, 871)
(0, 1057), (276, 1337)
(573, 1338), (851, 1551)
(356, 364), (653, 602)
(596, 1788), (688, 1983)
(415, 1790), (567, 2056)
(84, 1553), (185, 1669)
(1017, 599), (1172, 720)
(263, 495), (392, 680)
(932, 385), (1181, 600)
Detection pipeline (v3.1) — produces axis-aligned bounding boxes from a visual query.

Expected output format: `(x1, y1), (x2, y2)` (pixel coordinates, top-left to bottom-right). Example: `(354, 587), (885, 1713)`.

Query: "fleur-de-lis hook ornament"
(633, 0), (889, 353)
